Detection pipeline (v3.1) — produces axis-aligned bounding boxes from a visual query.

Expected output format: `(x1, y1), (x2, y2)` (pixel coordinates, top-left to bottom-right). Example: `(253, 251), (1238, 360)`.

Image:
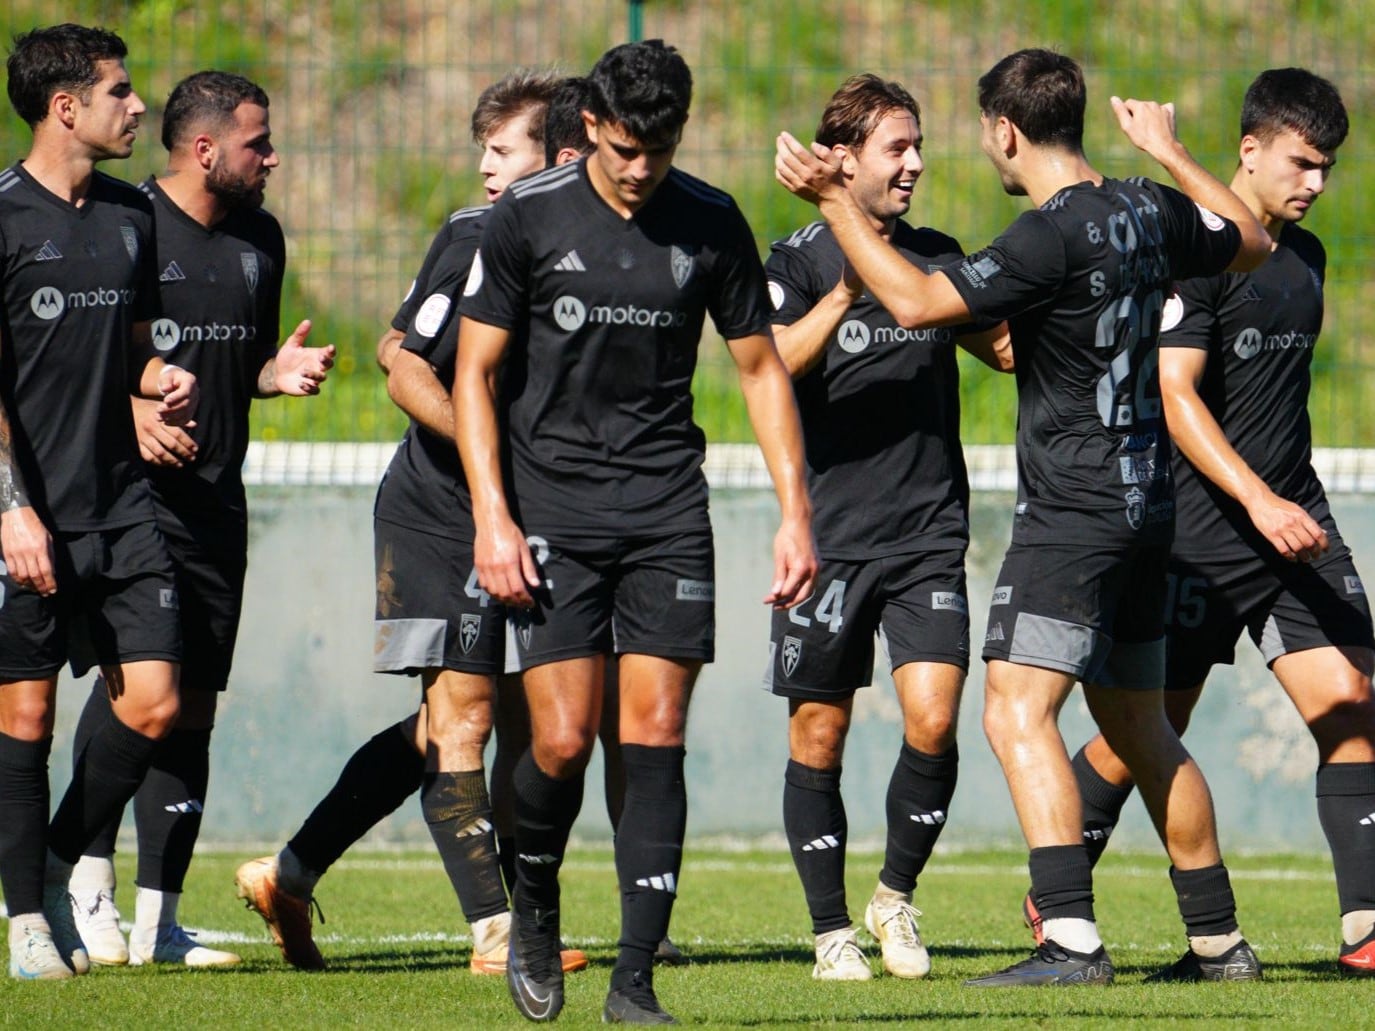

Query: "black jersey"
(1164, 223), (1330, 559)
(944, 177), (1242, 546)
(766, 220), (970, 558)
(390, 206), (491, 333)
(0, 163), (158, 531)
(140, 179), (283, 523)
(374, 205), (488, 538)
(459, 159), (772, 537)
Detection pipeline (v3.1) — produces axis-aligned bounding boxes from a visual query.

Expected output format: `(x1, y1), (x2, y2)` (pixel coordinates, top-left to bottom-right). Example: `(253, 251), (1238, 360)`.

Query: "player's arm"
(958, 323), (1014, 372)
(775, 133), (973, 330)
(1161, 344), (1326, 561)
(726, 330), (818, 608)
(376, 328), (404, 374)
(0, 328), (55, 595)
(132, 322), (199, 427)
(453, 315), (538, 606)
(256, 320), (335, 398)
(1109, 97), (1270, 272)
(771, 263), (863, 378)
(388, 347), (452, 440)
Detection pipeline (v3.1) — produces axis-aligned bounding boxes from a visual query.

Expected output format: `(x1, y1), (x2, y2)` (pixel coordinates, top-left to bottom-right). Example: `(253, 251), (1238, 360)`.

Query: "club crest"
(782, 635), (802, 677)
(121, 225), (139, 263)
(671, 245), (696, 289)
(459, 613), (481, 654)
(241, 252), (259, 293)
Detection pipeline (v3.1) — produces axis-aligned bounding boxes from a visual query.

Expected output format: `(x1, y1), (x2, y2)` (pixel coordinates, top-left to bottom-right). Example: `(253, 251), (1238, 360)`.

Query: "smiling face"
(72, 58), (145, 160)
(843, 109), (923, 226)
(1241, 127), (1335, 225)
(206, 101), (279, 208)
(478, 109), (546, 204)
(582, 113), (679, 216)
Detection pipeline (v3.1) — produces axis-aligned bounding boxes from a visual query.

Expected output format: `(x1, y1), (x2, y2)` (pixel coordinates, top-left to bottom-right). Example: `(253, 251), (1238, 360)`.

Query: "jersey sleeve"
(456, 197), (529, 331)
(763, 237), (823, 328)
(390, 219), (454, 332)
(253, 216), (287, 373)
(1159, 273), (1225, 352)
(705, 203), (772, 340)
(399, 220), (483, 370)
(939, 210), (1067, 323)
(1154, 182), (1243, 282)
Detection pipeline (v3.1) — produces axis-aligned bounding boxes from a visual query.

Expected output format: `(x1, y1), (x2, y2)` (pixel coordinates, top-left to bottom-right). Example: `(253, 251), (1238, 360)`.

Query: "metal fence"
(2, 1), (1372, 465)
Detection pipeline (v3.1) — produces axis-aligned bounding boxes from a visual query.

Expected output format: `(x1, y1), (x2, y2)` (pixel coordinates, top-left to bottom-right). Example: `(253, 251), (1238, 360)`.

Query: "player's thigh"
(0, 541), (70, 687)
(511, 536), (616, 667)
(1255, 539), (1375, 669)
(766, 557), (879, 699)
(1162, 553), (1254, 693)
(162, 517), (247, 699)
(522, 655), (605, 761)
(81, 521), (182, 679)
(613, 528), (715, 663)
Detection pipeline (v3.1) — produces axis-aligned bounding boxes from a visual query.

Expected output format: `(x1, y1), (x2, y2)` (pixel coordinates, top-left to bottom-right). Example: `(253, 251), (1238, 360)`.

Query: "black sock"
(612, 745), (686, 985)
(1028, 844), (1095, 922)
(421, 769), (507, 924)
(783, 759), (849, 935)
(1169, 863), (1239, 937)
(73, 681), (120, 858)
(287, 722), (425, 874)
(132, 727), (212, 892)
(497, 835), (517, 898)
(0, 733), (51, 915)
(49, 713), (158, 864)
(1071, 747), (1134, 867)
(879, 743), (957, 894)
(512, 749), (584, 914)
(1316, 762), (1375, 914)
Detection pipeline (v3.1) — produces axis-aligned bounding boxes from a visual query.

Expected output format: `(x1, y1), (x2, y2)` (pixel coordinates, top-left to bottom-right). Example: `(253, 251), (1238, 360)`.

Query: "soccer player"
(235, 71), (591, 976)
(1058, 68), (1375, 978)
(765, 74), (1011, 982)
(61, 70), (334, 970)
(776, 48), (1272, 985)
(456, 40), (817, 1023)
(0, 24), (197, 980)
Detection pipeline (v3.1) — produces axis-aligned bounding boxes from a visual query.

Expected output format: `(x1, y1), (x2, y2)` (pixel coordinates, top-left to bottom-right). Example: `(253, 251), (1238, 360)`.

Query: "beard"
(207, 158), (265, 209)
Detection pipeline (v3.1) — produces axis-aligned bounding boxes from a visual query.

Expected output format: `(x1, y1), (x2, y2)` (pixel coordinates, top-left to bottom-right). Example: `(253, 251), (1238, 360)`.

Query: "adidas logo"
(1358, 813), (1375, 826)
(518, 853), (559, 865)
(801, 835), (841, 852)
(1083, 827), (1111, 841)
(985, 622), (1005, 642)
(34, 240), (62, 261)
(635, 872), (678, 893)
(164, 799), (204, 814)
(909, 809), (947, 826)
(160, 261), (187, 282)
(456, 818), (494, 838)
(553, 250), (586, 272)
(1241, 283), (1263, 303)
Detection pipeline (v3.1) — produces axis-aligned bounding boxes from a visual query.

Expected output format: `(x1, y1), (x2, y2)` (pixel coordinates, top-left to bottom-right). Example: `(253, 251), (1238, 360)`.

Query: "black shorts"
(981, 540), (1167, 691)
(510, 528), (715, 668)
(766, 549), (970, 700)
(159, 513), (247, 693)
(1165, 540), (1375, 690)
(0, 520), (181, 680)
(373, 519), (506, 675)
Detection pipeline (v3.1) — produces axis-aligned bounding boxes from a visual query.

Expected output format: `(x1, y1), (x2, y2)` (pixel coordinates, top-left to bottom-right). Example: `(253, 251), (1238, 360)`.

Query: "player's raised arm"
(257, 319), (335, 397)
(1110, 97), (1271, 272)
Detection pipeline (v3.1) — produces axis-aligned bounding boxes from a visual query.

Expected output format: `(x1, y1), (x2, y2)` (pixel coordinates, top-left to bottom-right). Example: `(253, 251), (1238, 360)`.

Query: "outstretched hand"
(275, 320), (336, 396)
(774, 132), (845, 207)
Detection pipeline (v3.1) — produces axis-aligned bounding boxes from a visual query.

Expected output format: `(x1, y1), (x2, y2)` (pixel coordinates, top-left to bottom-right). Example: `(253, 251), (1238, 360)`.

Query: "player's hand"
(838, 259), (864, 302)
(775, 132), (845, 207)
(1110, 96), (1180, 160)
(132, 395), (197, 467)
(274, 320), (336, 396)
(474, 515), (541, 608)
(765, 515), (818, 609)
(157, 365), (199, 426)
(1246, 491), (1329, 562)
(1, 505), (56, 596)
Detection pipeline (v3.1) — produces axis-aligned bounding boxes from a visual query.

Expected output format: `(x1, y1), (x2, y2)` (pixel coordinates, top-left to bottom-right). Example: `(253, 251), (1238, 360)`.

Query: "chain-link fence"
(3, 1), (1371, 465)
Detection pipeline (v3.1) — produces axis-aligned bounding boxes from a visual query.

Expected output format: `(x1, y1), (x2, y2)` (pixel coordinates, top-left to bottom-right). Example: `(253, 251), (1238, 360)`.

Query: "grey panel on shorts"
(374, 617), (447, 673)
(1096, 637), (1165, 691)
(1008, 612), (1105, 679)
(1258, 614), (1285, 666)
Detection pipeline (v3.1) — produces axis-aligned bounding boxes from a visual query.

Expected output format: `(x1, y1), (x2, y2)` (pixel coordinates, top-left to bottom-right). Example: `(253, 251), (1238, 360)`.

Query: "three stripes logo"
(801, 835), (841, 852)
(160, 261), (186, 283)
(1358, 813), (1375, 827)
(635, 872), (677, 894)
(456, 817), (493, 838)
(34, 240), (62, 262)
(164, 799), (204, 815)
(554, 250), (586, 272)
(908, 810), (946, 827)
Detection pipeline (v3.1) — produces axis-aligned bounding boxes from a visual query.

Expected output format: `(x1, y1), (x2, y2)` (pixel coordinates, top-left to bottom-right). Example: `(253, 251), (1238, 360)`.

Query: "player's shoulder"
(506, 161), (581, 203)
(92, 169), (155, 215)
(893, 221), (963, 262)
(663, 167), (735, 210)
(446, 203), (492, 241)
(1279, 221), (1324, 264)
(771, 220), (829, 254)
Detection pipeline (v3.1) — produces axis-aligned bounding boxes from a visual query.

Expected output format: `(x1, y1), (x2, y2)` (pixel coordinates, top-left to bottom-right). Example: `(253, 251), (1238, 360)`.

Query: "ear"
(50, 89), (80, 130)
(193, 132), (216, 172)
(581, 110), (598, 145)
(833, 144), (858, 178)
(1238, 133), (1262, 173)
(554, 146), (583, 166)
(996, 116), (1018, 158)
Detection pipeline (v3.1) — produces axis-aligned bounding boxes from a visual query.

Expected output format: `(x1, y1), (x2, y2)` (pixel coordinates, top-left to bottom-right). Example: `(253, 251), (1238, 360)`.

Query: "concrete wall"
(50, 486), (1366, 852)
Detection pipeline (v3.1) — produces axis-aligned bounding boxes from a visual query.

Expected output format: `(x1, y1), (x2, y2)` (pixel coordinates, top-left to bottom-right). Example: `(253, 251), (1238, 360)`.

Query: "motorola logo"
(30, 287), (64, 320)
(553, 295), (587, 331)
(837, 319), (871, 353)
(151, 318), (181, 353)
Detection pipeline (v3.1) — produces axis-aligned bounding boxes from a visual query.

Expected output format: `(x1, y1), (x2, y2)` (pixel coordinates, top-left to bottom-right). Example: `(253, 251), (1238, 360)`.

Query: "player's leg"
(491, 669), (528, 895)
(66, 680), (126, 964)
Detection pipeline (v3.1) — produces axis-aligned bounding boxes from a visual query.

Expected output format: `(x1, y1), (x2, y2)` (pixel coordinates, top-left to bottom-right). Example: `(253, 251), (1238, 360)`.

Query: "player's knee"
(125, 691), (181, 739)
(904, 707), (957, 753)
(0, 695), (56, 740)
(534, 725), (597, 773)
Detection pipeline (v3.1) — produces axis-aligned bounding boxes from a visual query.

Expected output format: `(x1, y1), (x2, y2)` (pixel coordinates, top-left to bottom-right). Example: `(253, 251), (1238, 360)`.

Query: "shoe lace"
(1020, 941), (1071, 967)
(820, 930), (865, 967)
(308, 896), (327, 927)
(80, 888), (119, 922)
(519, 908), (559, 981)
(619, 969), (660, 1010)
(878, 901), (923, 948)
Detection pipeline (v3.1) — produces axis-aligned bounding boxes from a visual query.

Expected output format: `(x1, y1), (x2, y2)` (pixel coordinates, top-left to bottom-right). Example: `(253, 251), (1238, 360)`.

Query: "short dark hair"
(1241, 68), (1348, 153)
(161, 70), (270, 151)
(544, 76), (593, 164)
(587, 39), (691, 146)
(815, 74), (920, 151)
(977, 48), (1085, 149)
(6, 23), (127, 128)
(470, 69), (561, 148)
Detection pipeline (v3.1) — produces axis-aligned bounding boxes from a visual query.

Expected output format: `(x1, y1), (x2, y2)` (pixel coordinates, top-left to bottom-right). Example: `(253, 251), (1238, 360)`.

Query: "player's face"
(584, 115), (678, 215)
(206, 102), (278, 209)
(73, 59), (145, 160)
(478, 111), (545, 204)
(846, 110), (923, 224)
(1243, 128), (1335, 224)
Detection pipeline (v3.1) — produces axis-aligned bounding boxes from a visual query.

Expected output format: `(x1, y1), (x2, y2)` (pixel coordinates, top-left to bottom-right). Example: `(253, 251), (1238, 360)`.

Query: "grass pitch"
(5, 844), (1371, 1028)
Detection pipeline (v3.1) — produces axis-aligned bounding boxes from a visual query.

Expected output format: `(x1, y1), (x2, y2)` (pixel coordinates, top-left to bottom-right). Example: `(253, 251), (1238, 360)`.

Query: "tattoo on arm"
(0, 411), (29, 511)
(257, 358), (277, 396)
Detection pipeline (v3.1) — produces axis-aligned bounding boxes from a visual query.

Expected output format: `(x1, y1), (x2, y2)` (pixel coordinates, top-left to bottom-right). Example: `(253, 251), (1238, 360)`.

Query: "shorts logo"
(991, 586), (1013, 605)
(241, 252), (259, 293)
(517, 618), (533, 651)
(1345, 575), (1366, 596)
(836, 319), (871, 353)
(150, 318), (181, 353)
(670, 245), (695, 288)
(985, 622), (1005, 642)
(1124, 486), (1146, 530)
(30, 286), (64, 320)
(782, 635), (802, 678)
(460, 613), (482, 654)
(159, 588), (179, 611)
(931, 592), (968, 614)
(675, 578), (714, 602)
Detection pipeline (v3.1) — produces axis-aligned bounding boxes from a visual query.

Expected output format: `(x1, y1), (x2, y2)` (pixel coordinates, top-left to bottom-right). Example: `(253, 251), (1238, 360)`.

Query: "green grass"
(6, 846), (1369, 1027)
